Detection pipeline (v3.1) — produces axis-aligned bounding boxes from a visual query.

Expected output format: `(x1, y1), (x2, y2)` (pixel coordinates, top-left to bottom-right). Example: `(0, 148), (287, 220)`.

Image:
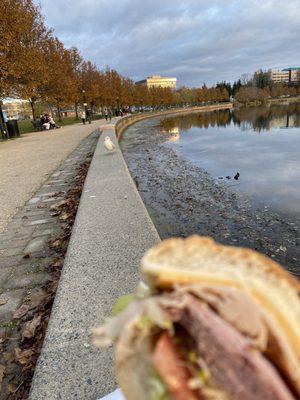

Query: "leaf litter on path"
(0, 158), (92, 400)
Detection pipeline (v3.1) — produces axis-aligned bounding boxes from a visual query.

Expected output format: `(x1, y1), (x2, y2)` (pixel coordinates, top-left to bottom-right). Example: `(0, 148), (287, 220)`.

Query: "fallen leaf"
(46, 279), (58, 294)
(29, 291), (49, 308)
(3, 352), (14, 363)
(8, 383), (17, 393)
(0, 298), (7, 306)
(50, 191), (64, 198)
(0, 365), (5, 382)
(21, 315), (41, 341)
(50, 198), (74, 211)
(49, 238), (63, 249)
(13, 304), (30, 319)
(52, 259), (63, 268)
(59, 212), (72, 221)
(50, 211), (61, 217)
(15, 348), (35, 365)
(279, 245), (287, 252)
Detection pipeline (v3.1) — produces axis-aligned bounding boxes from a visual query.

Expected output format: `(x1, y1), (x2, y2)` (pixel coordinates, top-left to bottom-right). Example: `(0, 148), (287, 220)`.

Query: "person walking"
(108, 109), (112, 121)
(104, 108), (108, 121)
(80, 111), (86, 124)
(86, 109), (92, 124)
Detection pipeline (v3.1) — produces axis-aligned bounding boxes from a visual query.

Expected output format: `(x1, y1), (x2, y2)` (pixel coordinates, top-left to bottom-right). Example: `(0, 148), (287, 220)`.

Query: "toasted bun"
(141, 235), (300, 395)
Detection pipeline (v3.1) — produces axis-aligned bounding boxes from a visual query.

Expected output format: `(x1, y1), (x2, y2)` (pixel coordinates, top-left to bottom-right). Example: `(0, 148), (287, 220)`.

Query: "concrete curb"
(29, 124), (160, 399)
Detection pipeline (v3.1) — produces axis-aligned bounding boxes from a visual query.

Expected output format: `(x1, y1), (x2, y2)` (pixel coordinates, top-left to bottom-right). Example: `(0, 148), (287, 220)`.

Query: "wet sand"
(121, 117), (300, 278)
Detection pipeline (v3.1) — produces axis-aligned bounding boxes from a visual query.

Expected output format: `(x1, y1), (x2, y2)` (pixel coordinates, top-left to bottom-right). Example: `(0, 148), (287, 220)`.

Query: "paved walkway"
(0, 130), (100, 399)
(29, 124), (160, 400)
(0, 121), (105, 233)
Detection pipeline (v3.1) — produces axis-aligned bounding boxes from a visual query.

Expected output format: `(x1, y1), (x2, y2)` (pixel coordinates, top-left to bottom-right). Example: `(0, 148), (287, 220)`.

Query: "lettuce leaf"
(150, 371), (171, 400)
(111, 293), (135, 317)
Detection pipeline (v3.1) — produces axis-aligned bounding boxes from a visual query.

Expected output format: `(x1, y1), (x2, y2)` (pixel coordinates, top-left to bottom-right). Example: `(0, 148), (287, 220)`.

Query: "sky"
(36, 0), (300, 87)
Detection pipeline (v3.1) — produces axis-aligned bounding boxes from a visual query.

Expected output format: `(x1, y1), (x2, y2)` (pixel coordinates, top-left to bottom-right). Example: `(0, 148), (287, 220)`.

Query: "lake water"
(121, 103), (300, 274)
(160, 103), (300, 217)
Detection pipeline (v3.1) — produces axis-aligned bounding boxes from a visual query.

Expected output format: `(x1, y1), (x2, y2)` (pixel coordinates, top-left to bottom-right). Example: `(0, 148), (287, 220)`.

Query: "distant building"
(270, 67), (300, 83)
(2, 98), (31, 119)
(135, 75), (177, 89)
(60, 109), (76, 118)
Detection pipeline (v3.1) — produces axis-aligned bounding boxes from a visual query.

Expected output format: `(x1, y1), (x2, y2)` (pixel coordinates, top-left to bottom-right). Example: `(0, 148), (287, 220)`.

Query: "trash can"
(6, 119), (20, 138)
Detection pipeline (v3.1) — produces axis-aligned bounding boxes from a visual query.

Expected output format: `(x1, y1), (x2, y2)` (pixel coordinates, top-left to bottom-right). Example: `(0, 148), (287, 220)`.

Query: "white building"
(270, 68), (300, 83)
(135, 75), (177, 89)
(2, 98), (31, 119)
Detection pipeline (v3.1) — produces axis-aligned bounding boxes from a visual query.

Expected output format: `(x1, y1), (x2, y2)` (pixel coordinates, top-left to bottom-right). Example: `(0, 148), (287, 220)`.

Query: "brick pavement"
(0, 130), (99, 347)
(0, 121), (105, 233)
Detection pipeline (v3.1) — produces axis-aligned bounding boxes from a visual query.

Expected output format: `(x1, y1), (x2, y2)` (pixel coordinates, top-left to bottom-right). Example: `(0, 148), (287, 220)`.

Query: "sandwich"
(92, 236), (300, 400)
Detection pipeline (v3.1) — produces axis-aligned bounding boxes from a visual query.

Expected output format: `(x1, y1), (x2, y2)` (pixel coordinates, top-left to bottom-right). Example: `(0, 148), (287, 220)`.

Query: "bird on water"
(234, 172), (240, 180)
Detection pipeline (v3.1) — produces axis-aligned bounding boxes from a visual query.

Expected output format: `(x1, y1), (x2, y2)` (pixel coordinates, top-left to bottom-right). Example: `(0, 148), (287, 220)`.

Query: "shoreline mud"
(121, 116), (300, 278)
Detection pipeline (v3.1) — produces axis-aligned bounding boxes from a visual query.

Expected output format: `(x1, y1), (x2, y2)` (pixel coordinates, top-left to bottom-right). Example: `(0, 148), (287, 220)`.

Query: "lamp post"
(82, 89), (88, 115)
(116, 96), (120, 116)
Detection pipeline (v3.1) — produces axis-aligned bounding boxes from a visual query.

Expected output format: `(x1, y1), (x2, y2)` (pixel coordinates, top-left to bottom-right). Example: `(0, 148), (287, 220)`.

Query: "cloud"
(36, 0), (300, 86)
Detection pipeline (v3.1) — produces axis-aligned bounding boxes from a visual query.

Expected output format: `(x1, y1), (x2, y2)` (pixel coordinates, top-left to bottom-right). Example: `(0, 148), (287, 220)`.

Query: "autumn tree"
(80, 61), (103, 109)
(70, 47), (84, 118)
(0, 0), (51, 119)
(41, 38), (77, 120)
(133, 84), (149, 107)
(120, 77), (135, 106)
(235, 86), (269, 104)
(0, 0), (35, 97)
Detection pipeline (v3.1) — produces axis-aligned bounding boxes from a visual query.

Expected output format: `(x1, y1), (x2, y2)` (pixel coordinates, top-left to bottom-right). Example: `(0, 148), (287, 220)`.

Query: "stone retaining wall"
(115, 103), (232, 140)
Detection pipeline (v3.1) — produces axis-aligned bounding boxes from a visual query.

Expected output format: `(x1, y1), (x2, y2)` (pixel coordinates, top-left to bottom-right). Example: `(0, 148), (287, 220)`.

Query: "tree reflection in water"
(160, 102), (300, 133)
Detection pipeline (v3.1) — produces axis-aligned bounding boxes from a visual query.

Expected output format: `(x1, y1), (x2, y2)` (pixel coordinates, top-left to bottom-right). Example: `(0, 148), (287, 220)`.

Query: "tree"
(240, 73), (251, 86)
(133, 84), (149, 107)
(41, 38), (77, 120)
(70, 47), (84, 118)
(232, 79), (242, 96)
(216, 81), (232, 96)
(235, 86), (269, 104)
(177, 87), (195, 105)
(0, 0), (50, 119)
(253, 70), (272, 89)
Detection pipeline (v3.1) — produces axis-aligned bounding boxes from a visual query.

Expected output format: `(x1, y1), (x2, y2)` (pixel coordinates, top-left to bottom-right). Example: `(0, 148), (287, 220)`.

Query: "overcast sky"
(36, 0), (300, 87)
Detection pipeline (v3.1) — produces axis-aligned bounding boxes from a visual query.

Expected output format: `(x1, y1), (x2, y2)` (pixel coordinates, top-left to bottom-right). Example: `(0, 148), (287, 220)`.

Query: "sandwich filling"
(92, 285), (297, 400)
(153, 292), (295, 400)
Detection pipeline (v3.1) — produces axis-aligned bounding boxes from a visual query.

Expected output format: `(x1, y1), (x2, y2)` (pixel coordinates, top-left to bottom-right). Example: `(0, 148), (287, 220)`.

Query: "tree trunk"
(48, 103), (54, 116)
(57, 102), (62, 122)
(30, 99), (36, 120)
(74, 102), (79, 119)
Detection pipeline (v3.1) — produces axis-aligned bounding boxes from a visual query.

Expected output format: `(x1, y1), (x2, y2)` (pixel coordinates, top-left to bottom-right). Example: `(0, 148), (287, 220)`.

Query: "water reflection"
(160, 102), (300, 134)
(159, 103), (300, 216)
